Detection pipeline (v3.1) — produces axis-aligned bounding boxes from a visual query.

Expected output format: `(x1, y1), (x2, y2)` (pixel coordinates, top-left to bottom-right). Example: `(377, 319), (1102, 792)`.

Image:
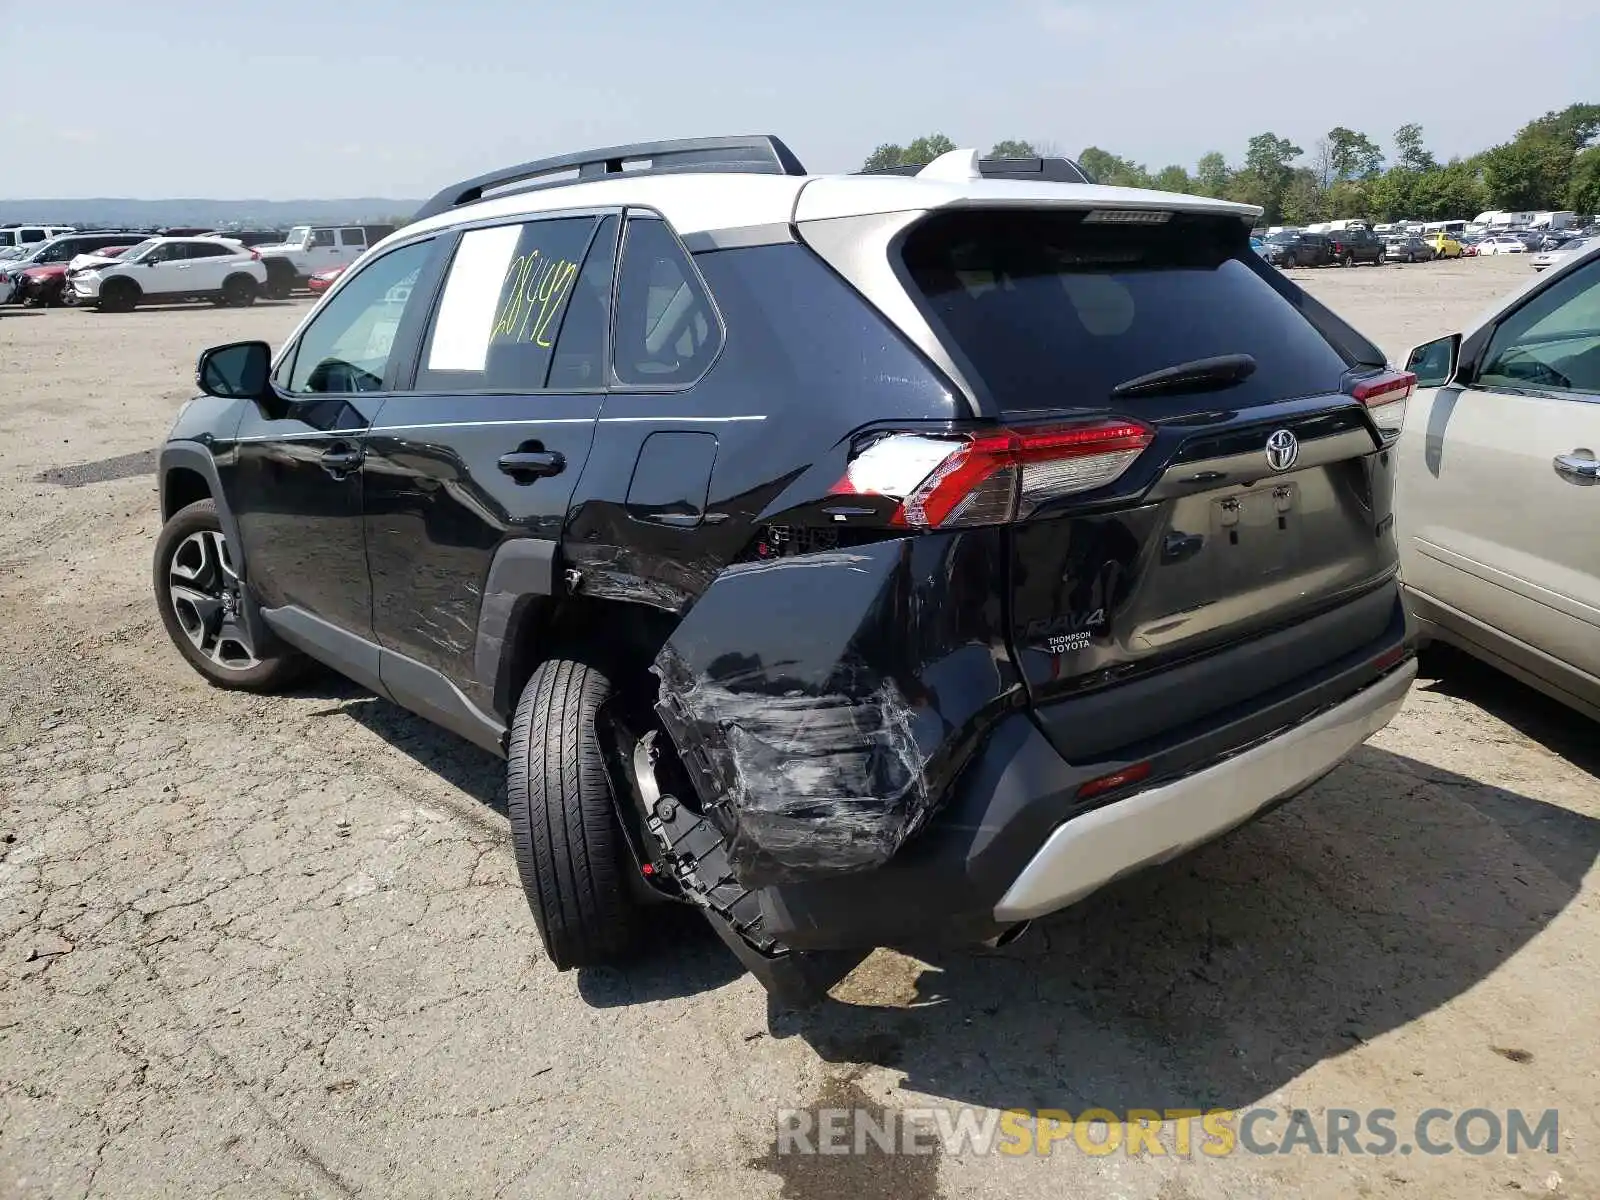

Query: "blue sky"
(3, 0), (1596, 199)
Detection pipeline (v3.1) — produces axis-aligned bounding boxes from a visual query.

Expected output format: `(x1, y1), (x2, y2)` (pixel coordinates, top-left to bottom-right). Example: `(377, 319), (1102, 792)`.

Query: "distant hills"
(0, 197), (420, 230)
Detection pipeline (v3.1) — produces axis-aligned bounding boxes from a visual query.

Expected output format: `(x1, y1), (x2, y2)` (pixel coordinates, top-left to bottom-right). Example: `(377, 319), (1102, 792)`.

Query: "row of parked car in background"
(1257, 222), (1598, 270)
(0, 221), (395, 311)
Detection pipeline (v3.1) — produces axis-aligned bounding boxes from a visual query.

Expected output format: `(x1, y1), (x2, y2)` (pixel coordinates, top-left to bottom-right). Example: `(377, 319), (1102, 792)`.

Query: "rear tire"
(97, 278), (137, 312)
(263, 260), (295, 300)
(507, 655), (641, 969)
(222, 274), (258, 307)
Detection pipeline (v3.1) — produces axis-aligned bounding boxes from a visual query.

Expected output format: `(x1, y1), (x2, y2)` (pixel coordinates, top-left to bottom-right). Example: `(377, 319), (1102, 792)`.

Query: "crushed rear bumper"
(754, 594), (1414, 950)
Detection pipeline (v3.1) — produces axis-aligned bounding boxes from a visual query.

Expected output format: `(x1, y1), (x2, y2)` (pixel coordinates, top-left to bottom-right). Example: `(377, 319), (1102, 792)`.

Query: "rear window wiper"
(1111, 354), (1258, 398)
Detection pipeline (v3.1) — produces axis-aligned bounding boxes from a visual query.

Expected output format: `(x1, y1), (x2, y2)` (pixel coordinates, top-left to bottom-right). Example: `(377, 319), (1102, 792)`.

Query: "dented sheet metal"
(652, 536), (1022, 886)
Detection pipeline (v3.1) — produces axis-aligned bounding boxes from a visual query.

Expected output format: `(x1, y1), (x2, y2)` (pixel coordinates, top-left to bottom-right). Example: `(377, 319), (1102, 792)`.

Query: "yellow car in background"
(1428, 233), (1464, 259)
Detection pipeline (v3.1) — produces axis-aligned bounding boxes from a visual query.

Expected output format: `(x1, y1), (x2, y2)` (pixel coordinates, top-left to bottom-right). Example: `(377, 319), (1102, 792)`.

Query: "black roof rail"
(413, 135), (808, 224)
(858, 156), (1092, 185)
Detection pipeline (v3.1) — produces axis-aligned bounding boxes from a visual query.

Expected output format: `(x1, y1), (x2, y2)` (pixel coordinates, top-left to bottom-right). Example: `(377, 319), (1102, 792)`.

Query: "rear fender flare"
(475, 539), (557, 718)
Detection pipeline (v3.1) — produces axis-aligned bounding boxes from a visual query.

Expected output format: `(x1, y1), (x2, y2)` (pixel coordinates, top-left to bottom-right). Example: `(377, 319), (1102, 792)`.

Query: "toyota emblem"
(1264, 429), (1299, 472)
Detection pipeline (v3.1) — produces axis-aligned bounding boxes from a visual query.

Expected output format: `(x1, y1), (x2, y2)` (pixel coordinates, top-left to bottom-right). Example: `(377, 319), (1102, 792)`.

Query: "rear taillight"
(1349, 370), (1416, 439)
(831, 419), (1156, 529)
(249, 250), (261, 260)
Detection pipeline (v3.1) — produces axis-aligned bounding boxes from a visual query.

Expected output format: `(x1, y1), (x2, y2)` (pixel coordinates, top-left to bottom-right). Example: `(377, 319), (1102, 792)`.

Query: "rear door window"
(416, 216), (599, 392)
(901, 209), (1353, 412)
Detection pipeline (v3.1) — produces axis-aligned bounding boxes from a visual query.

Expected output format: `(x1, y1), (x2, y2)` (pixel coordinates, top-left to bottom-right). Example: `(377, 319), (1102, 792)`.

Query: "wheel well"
(223, 272), (256, 287)
(500, 596), (678, 719)
(162, 467), (212, 520)
(103, 274), (140, 296)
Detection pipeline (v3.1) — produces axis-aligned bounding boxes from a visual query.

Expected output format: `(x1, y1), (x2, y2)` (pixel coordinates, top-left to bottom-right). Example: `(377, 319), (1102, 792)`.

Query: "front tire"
(507, 656), (641, 969)
(153, 499), (305, 691)
(97, 278), (138, 312)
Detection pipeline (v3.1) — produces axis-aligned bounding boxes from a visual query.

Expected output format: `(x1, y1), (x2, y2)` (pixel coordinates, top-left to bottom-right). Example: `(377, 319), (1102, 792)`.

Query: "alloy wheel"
(168, 531), (259, 671)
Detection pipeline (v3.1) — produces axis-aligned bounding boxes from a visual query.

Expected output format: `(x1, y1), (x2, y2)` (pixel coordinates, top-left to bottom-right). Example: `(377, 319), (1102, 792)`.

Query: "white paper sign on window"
(426, 224), (522, 372)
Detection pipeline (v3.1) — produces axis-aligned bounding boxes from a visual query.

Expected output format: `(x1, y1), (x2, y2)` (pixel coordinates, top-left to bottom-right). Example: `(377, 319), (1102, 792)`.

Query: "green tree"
(862, 143), (906, 172)
(1482, 104), (1600, 210)
(1327, 127), (1384, 180)
(1568, 145), (1600, 215)
(1483, 138), (1575, 209)
(1412, 159), (1487, 220)
(1279, 168), (1324, 226)
(1224, 171), (1270, 212)
(904, 134), (957, 165)
(1152, 164), (1193, 194)
(1393, 123), (1436, 173)
(1241, 132), (1303, 222)
(1367, 169), (1418, 222)
(1523, 103), (1600, 150)
(860, 134), (957, 172)
(1194, 151), (1231, 197)
(1077, 147), (1151, 188)
(1324, 179), (1373, 219)
(988, 139), (1037, 158)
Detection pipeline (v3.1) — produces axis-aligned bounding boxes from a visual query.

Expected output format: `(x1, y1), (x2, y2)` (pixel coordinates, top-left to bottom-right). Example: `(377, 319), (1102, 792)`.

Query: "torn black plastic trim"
(635, 732), (866, 1006)
(650, 532), (1023, 887)
(655, 640), (928, 880)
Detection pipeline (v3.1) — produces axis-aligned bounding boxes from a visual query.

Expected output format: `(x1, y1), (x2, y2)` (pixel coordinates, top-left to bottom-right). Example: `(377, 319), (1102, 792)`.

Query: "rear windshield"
(901, 210), (1353, 412)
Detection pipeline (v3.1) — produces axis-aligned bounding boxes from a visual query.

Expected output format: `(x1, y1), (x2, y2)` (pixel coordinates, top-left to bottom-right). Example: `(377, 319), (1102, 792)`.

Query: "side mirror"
(196, 340), (272, 401)
(1406, 333), (1460, 388)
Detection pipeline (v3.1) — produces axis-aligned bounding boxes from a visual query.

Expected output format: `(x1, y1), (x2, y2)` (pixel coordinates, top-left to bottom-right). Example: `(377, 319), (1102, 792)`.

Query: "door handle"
(1553, 450), (1599, 485)
(320, 445), (364, 477)
(498, 449), (565, 481)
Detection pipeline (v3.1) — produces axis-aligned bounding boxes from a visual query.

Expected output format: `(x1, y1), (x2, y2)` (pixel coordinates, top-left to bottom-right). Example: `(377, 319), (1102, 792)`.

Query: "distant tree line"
(862, 103), (1600, 224)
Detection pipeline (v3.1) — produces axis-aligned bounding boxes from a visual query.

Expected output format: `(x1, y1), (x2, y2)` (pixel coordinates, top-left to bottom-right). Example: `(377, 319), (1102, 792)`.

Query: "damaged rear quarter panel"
(653, 531), (1023, 886)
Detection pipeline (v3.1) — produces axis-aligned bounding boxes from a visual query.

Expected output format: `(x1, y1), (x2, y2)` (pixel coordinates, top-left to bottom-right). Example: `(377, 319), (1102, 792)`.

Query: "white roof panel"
(386, 160), (1261, 256)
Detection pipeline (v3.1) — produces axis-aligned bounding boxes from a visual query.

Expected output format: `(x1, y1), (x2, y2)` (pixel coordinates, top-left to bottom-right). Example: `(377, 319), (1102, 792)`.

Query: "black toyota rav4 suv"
(155, 137), (1416, 1001)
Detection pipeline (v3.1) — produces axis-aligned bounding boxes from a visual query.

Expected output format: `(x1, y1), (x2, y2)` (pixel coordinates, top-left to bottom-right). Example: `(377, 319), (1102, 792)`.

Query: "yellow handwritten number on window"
(491, 249), (580, 349)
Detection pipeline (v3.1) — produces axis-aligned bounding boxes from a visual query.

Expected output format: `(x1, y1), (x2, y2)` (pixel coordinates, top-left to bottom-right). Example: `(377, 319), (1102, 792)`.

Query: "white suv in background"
(0, 225), (73, 248)
(70, 236), (269, 311)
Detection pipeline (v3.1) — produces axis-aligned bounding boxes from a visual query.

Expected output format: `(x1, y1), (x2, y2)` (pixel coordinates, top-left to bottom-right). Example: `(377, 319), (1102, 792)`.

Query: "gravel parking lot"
(2, 257), (1595, 1199)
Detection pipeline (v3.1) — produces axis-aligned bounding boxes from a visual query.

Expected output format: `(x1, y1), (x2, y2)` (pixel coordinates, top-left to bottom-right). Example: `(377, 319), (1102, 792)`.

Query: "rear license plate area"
(1212, 484), (1299, 573)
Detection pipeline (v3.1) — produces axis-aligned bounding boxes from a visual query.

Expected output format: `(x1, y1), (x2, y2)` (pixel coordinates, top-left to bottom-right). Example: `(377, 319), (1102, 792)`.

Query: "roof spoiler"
(858, 155), (1092, 184)
(412, 135), (808, 224)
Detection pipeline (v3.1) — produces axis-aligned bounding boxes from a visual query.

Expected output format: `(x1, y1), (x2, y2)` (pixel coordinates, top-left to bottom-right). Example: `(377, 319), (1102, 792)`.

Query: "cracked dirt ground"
(2, 261), (1597, 1199)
